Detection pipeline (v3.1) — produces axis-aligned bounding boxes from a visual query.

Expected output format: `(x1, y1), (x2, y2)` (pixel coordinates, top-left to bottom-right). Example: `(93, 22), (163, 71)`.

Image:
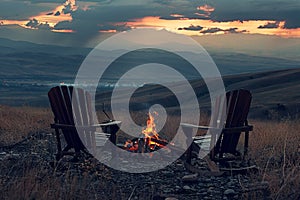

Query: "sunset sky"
(0, 0), (299, 53)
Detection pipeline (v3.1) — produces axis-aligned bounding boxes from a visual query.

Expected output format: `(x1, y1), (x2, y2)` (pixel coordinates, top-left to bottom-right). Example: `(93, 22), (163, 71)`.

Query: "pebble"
(207, 187), (214, 193)
(183, 185), (192, 190)
(182, 173), (198, 183)
(224, 189), (235, 196)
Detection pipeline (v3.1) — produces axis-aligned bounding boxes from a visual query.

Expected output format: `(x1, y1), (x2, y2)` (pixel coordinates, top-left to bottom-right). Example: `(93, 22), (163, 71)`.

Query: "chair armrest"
(180, 123), (253, 133)
(180, 123), (220, 131)
(51, 120), (122, 130)
(92, 120), (122, 127)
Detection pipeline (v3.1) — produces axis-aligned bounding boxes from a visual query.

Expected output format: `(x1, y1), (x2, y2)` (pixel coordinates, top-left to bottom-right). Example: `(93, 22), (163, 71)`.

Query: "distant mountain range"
(1, 37), (299, 79)
(0, 37), (299, 119)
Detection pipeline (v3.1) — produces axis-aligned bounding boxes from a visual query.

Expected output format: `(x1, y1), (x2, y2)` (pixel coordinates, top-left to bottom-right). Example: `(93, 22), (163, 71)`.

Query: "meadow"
(0, 105), (299, 199)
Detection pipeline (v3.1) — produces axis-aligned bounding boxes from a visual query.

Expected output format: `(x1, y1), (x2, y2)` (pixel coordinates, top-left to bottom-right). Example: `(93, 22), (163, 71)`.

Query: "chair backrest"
(48, 85), (96, 150)
(216, 89), (252, 155)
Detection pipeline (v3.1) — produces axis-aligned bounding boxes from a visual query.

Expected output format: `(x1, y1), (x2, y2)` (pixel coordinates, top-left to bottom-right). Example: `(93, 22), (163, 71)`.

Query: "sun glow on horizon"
(123, 16), (300, 38)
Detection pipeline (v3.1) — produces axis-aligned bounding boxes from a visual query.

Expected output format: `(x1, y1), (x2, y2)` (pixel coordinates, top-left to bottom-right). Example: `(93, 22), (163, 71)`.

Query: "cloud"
(258, 21), (280, 29)
(197, 5), (214, 13)
(210, 0), (300, 29)
(26, 18), (51, 30)
(0, 0), (299, 47)
(200, 27), (246, 34)
(200, 27), (223, 34)
(0, 1), (54, 19)
(54, 11), (61, 16)
(178, 24), (203, 31)
(226, 28), (247, 34)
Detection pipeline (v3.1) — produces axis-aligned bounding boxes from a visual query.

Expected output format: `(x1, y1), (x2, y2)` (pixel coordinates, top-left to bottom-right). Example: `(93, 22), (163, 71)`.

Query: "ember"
(124, 112), (168, 153)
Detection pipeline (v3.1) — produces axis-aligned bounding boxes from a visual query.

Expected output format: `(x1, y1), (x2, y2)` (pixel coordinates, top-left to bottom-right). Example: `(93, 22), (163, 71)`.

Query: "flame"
(142, 112), (166, 150)
(123, 111), (168, 152)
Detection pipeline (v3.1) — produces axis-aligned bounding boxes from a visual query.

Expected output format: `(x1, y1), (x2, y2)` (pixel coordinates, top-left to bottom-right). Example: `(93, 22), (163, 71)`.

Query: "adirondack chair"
(181, 89), (253, 172)
(48, 85), (121, 161)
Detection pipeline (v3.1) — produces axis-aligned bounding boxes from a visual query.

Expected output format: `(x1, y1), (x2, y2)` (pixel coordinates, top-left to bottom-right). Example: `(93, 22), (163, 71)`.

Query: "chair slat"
(220, 89), (252, 154)
(48, 85), (120, 161)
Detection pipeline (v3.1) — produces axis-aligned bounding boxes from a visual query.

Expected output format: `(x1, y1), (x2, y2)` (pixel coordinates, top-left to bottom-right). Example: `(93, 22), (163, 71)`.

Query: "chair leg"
(54, 128), (62, 161)
(204, 156), (220, 173)
(186, 145), (192, 164)
(244, 131), (249, 160)
(182, 126), (194, 164)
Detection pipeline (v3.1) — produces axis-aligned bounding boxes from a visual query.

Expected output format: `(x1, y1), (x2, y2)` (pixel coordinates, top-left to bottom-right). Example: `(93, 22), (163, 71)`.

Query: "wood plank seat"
(48, 85), (121, 161)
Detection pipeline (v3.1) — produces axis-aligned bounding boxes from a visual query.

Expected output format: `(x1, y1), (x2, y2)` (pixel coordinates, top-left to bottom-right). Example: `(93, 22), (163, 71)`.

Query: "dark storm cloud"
(0, 0), (299, 47)
(210, 0), (300, 28)
(54, 3), (165, 38)
(0, 1), (52, 19)
(155, 0), (210, 20)
(178, 25), (203, 31)
(258, 21), (280, 29)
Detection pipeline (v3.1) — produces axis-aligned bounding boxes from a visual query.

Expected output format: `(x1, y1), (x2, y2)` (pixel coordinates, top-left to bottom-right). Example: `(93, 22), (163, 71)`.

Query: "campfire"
(123, 112), (169, 153)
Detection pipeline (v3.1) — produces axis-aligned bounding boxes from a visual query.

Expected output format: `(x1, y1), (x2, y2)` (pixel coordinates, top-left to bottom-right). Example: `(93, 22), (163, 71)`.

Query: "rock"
(207, 187), (214, 193)
(224, 189), (235, 196)
(182, 173), (198, 183)
(183, 185), (192, 190)
(165, 197), (178, 200)
(161, 170), (173, 177)
(163, 188), (172, 193)
(227, 181), (235, 188)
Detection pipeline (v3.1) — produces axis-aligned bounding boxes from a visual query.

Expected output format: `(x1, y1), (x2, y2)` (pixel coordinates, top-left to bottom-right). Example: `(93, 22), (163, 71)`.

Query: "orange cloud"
(124, 16), (300, 38)
(170, 14), (184, 18)
(98, 29), (117, 33)
(0, 0), (77, 32)
(197, 5), (215, 12)
(52, 29), (75, 33)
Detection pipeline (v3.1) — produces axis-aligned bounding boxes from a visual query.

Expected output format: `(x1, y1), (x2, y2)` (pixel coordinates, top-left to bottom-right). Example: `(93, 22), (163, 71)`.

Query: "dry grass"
(248, 120), (300, 199)
(0, 105), (52, 146)
(0, 105), (300, 199)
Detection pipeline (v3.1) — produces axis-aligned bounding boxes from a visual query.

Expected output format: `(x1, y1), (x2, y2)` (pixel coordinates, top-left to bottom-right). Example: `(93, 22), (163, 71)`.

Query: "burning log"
(121, 111), (185, 157)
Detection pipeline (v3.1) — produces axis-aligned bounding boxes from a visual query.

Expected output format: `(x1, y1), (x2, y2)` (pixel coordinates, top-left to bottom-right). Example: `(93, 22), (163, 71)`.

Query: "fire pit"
(122, 112), (170, 153)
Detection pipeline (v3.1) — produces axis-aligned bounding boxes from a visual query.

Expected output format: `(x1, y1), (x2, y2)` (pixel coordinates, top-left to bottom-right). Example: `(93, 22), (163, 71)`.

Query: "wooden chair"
(181, 89), (253, 172)
(48, 85), (121, 161)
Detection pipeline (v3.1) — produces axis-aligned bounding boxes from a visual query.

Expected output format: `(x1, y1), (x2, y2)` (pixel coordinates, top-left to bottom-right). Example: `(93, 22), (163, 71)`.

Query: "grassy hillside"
(0, 106), (299, 199)
(96, 68), (300, 120)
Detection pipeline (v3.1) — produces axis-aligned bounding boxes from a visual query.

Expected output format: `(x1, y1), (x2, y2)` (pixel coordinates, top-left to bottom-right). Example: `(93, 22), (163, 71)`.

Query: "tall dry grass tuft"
(248, 119), (300, 199)
(0, 105), (52, 146)
(1, 163), (116, 200)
